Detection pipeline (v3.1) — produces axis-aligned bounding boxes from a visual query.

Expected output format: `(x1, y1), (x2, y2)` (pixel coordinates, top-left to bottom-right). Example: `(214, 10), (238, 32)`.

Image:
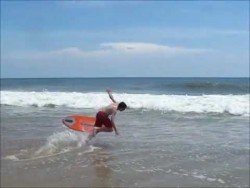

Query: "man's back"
(99, 103), (118, 116)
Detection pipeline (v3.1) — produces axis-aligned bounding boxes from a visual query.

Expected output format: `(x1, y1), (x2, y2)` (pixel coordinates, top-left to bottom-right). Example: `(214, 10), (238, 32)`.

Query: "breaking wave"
(1, 91), (249, 116)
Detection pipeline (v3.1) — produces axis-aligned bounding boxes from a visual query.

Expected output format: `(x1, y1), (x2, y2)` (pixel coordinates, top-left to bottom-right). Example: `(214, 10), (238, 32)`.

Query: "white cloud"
(49, 47), (108, 57)
(5, 42), (209, 61)
(100, 42), (207, 54)
(48, 42), (208, 58)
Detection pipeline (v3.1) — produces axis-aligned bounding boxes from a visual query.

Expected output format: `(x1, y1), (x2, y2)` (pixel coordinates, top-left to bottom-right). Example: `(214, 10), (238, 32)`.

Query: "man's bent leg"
(95, 127), (113, 134)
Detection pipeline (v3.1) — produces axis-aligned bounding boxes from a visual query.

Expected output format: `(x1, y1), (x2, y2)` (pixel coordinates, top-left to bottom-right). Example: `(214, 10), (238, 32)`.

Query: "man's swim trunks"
(94, 111), (112, 128)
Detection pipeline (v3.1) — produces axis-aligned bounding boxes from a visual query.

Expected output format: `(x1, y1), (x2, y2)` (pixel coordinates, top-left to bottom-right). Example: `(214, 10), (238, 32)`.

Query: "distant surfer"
(88, 89), (127, 139)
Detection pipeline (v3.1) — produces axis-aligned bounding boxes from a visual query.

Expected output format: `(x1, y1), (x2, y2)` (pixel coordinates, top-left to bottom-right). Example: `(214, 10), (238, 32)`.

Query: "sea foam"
(34, 130), (85, 157)
(1, 91), (249, 116)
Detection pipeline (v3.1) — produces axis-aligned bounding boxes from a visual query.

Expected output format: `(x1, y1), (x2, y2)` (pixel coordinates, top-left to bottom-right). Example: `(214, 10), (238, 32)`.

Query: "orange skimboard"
(62, 115), (96, 132)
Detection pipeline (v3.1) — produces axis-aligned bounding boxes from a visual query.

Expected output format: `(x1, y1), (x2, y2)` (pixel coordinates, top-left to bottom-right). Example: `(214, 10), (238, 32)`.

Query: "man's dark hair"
(118, 102), (127, 109)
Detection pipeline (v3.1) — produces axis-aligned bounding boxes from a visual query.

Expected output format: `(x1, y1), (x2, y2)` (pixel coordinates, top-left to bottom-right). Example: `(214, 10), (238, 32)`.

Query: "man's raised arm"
(106, 89), (117, 103)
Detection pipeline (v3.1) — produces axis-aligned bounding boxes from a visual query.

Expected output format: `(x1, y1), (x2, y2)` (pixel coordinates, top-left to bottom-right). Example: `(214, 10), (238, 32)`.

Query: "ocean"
(1, 77), (249, 187)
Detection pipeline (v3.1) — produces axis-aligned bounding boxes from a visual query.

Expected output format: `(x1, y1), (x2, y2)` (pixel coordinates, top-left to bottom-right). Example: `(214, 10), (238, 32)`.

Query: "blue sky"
(1, 1), (249, 78)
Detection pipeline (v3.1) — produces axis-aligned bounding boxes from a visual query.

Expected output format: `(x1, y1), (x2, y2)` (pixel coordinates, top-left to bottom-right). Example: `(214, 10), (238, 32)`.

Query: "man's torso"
(99, 103), (118, 116)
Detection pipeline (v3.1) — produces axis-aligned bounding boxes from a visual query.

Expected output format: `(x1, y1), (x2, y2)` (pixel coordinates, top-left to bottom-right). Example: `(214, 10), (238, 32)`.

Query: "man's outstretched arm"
(111, 113), (119, 135)
(106, 89), (117, 103)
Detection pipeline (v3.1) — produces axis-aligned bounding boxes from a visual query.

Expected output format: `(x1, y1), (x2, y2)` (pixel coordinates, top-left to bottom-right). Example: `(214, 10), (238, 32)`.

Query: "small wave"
(44, 103), (56, 108)
(191, 171), (225, 184)
(159, 82), (249, 92)
(1, 91), (249, 116)
(186, 82), (219, 89)
(3, 131), (94, 162)
(3, 155), (20, 161)
(34, 130), (87, 157)
(186, 82), (249, 93)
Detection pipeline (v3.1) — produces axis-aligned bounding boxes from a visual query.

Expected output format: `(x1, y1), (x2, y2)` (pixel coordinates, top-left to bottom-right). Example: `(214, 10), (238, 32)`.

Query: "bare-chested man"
(89, 89), (127, 138)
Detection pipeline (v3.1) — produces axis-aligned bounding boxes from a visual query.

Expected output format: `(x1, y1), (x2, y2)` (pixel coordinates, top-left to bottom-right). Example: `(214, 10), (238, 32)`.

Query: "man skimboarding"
(88, 89), (127, 139)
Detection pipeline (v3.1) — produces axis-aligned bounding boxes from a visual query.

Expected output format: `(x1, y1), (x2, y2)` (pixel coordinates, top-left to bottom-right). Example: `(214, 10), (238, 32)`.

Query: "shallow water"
(1, 77), (249, 187)
(1, 105), (249, 187)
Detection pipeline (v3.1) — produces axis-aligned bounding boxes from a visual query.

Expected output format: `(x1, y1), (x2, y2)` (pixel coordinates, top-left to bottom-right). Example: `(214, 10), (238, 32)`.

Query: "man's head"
(117, 102), (127, 111)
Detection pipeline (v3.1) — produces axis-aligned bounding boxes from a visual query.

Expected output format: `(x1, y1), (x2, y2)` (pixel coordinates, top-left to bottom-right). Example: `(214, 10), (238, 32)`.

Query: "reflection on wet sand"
(89, 148), (119, 187)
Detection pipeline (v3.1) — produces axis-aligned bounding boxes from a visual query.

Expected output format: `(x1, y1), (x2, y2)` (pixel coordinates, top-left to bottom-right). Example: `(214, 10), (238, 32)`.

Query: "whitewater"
(1, 91), (249, 116)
